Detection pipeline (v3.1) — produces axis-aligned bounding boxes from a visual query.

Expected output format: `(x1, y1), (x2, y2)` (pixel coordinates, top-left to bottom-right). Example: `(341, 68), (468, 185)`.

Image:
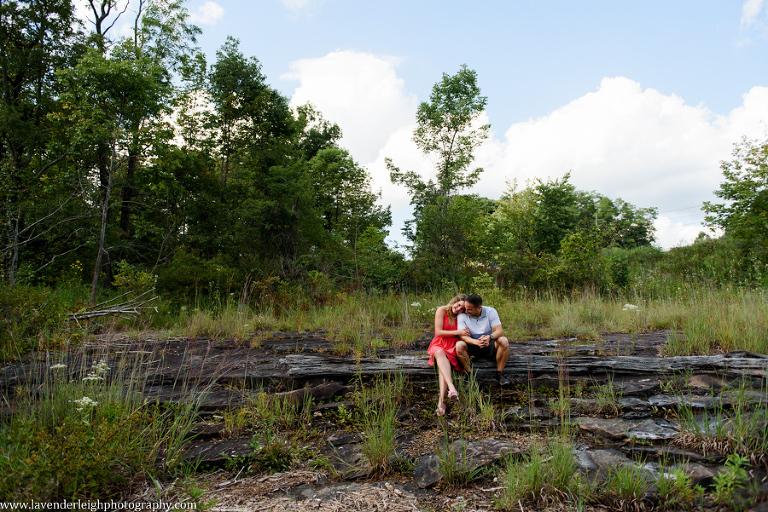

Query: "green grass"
(494, 437), (588, 509)
(453, 370), (501, 432)
(0, 346), (207, 499)
(5, 282), (768, 358)
(673, 377), (768, 467)
(599, 462), (652, 507)
(356, 372), (407, 476)
(655, 462), (704, 510)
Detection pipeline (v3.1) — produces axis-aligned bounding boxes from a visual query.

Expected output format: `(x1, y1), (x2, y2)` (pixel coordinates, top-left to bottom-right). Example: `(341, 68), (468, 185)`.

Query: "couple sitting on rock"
(427, 293), (510, 416)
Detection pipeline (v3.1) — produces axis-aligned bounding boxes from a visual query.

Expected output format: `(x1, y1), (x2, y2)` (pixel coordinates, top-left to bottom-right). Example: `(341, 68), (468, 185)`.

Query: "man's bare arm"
(491, 324), (504, 340)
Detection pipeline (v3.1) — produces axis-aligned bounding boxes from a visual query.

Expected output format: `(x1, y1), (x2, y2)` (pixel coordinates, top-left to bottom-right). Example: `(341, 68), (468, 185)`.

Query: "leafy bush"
(0, 285), (73, 359)
(155, 249), (242, 304)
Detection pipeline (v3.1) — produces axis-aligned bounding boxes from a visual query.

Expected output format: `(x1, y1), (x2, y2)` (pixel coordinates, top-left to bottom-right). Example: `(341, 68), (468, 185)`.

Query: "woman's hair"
(445, 293), (468, 321)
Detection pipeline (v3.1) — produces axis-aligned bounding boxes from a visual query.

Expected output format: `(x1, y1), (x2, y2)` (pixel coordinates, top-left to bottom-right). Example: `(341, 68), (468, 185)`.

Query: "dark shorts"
(467, 338), (496, 361)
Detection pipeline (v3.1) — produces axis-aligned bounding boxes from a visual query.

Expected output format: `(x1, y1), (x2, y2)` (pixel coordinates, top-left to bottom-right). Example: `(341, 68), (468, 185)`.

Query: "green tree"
(58, 46), (171, 303)
(206, 36), (267, 187)
(704, 137), (768, 256)
(116, 0), (200, 247)
(0, 0), (80, 287)
(531, 173), (579, 255)
(483, 180), (540, 286)
(386, 65), (489, 284)
(309, 147), (389, 240)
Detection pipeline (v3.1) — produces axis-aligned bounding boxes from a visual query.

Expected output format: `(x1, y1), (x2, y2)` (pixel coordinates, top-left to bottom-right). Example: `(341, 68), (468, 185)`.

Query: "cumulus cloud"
(282, 51), (418, 164)
(189, 1), (224, 26)
(284, 51), (768, 250)
(473, 78), (768, 248)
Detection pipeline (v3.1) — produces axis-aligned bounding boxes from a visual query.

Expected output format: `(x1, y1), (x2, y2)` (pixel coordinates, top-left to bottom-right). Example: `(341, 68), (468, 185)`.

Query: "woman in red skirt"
(428, 293), (469, 415)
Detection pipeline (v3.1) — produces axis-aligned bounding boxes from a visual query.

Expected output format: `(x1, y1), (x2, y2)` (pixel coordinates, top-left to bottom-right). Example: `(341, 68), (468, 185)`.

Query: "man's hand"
(475, 335), (490, 348)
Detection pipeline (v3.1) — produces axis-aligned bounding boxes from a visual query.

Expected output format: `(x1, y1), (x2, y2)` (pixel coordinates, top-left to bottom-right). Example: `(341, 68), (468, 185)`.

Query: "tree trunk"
(91, 139), (116, 305)
(119, 147), (138, 238)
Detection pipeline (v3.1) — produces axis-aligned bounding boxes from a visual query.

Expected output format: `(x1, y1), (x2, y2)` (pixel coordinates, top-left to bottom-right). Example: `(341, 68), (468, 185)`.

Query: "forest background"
(2, 0), (768, 359)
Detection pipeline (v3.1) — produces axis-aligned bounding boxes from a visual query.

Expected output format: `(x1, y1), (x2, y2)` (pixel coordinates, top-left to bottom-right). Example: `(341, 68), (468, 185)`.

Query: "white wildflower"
(74, 396), (98, 411)
(410, 302), (421, 307)
(82, 373), (103, 382)
(50, 363), (67, 370)
(92, 360), (110, 374)
(622, 304), (640, 311)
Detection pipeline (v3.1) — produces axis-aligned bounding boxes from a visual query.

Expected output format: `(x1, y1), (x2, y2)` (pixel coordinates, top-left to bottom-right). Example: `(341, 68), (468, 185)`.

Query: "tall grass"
(495, 437), (588, 509)
(166, 285), (768, 356)
(0, 345), (207, 499)
(5, 280), (768, 359)
(673, 376), (768, 466)
(357, 372), (407, 475)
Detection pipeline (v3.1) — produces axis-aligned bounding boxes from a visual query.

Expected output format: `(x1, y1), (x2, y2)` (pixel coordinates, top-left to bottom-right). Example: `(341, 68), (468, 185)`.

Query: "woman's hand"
(457, 327), (470, 337)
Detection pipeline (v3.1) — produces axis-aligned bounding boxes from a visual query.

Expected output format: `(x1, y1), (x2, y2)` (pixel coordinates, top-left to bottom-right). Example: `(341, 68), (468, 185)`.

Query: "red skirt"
(427, 336), (463, 371)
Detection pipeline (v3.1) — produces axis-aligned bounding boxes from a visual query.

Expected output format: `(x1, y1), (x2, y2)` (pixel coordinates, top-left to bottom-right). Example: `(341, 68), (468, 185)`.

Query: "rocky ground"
(3, 330), (768, 511)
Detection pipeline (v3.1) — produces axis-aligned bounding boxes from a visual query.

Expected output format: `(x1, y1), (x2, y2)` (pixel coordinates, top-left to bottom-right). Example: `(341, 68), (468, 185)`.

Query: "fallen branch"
(69, 289), (159, 325)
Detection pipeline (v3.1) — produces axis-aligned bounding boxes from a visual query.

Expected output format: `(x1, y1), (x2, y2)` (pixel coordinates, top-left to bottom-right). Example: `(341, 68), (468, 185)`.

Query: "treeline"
(2, 1), (765, 306)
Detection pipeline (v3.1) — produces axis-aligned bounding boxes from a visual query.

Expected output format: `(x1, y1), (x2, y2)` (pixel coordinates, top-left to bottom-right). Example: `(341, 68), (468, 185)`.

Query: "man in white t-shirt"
(455, 293), (510, 386)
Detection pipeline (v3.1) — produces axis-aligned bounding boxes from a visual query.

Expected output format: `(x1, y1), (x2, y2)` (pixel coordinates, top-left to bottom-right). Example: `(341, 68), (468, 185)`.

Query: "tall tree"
(115, 0), (200, 256)
(308, 147), (391, 282)
(0, 0), (80, 287)
(206, 36), (266, 187)
(387, 65), (489, 283)
(58, 45), (170, 303)
(704, 137), (768, 256)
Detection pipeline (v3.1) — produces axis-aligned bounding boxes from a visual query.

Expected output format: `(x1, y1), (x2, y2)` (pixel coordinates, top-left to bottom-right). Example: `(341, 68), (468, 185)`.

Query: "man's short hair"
(466, 293), (483, 307)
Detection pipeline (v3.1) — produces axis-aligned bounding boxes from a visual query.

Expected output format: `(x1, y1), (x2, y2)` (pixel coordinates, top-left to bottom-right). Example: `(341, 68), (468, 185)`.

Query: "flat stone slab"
(577, 417), (679, 441)
(413, 438), (521, 488)
(575, 448), (655, 483)
(183, 437), (252, 468)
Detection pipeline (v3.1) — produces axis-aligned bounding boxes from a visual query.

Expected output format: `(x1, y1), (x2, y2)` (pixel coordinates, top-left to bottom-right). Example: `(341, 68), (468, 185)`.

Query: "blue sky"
(116, 1), (768, 248)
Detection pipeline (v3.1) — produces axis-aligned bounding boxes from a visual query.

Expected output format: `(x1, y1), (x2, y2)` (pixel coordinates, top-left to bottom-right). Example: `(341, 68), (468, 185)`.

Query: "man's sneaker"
(496, 371), (510, 387)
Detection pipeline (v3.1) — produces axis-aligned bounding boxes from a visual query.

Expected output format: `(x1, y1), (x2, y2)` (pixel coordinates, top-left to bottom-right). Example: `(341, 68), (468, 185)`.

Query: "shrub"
(0, 285), (73, 359)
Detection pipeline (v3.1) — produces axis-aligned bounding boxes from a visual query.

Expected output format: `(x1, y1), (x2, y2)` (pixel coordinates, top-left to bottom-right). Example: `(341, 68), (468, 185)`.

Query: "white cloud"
(472, 77), (768, 248)
(189, 1), (224, 26)
(741, 0), (765, 26)
(281, 0), (320, 14)
(284, 52), (768, 250)
(282, 51), (418, 164)
(653, 216), (724, 249)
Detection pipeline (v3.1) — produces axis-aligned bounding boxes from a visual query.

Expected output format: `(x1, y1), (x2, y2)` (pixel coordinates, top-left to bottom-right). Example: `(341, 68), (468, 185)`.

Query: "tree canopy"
(0, 4), (667, 298)
(704, 137), (768, 256)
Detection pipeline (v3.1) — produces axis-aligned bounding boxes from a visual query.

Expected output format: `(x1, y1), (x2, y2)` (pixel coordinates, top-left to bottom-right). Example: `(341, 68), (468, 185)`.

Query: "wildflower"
(50, 363), (67, 370)
(93, 360), (110, 374)
(410, 302), (421, 307)
(74, 396), (98, 411)
(622, 304), (640, 311)
(82, 373), (103, 382)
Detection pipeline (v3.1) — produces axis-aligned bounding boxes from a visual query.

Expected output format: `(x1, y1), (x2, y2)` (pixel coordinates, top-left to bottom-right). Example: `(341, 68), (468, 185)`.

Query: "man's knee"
(497, 337), (509, 350)
(455, 341), (468, 354)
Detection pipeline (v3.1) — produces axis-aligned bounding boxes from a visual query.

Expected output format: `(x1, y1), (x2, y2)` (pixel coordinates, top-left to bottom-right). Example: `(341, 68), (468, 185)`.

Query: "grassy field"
(3, 281), (767, 361)
(165, 284), (768, 357)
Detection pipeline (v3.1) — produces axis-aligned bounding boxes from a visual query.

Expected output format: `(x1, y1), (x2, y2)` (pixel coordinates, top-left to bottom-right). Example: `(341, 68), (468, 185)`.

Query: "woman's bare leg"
(434, 349), (457, 411)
